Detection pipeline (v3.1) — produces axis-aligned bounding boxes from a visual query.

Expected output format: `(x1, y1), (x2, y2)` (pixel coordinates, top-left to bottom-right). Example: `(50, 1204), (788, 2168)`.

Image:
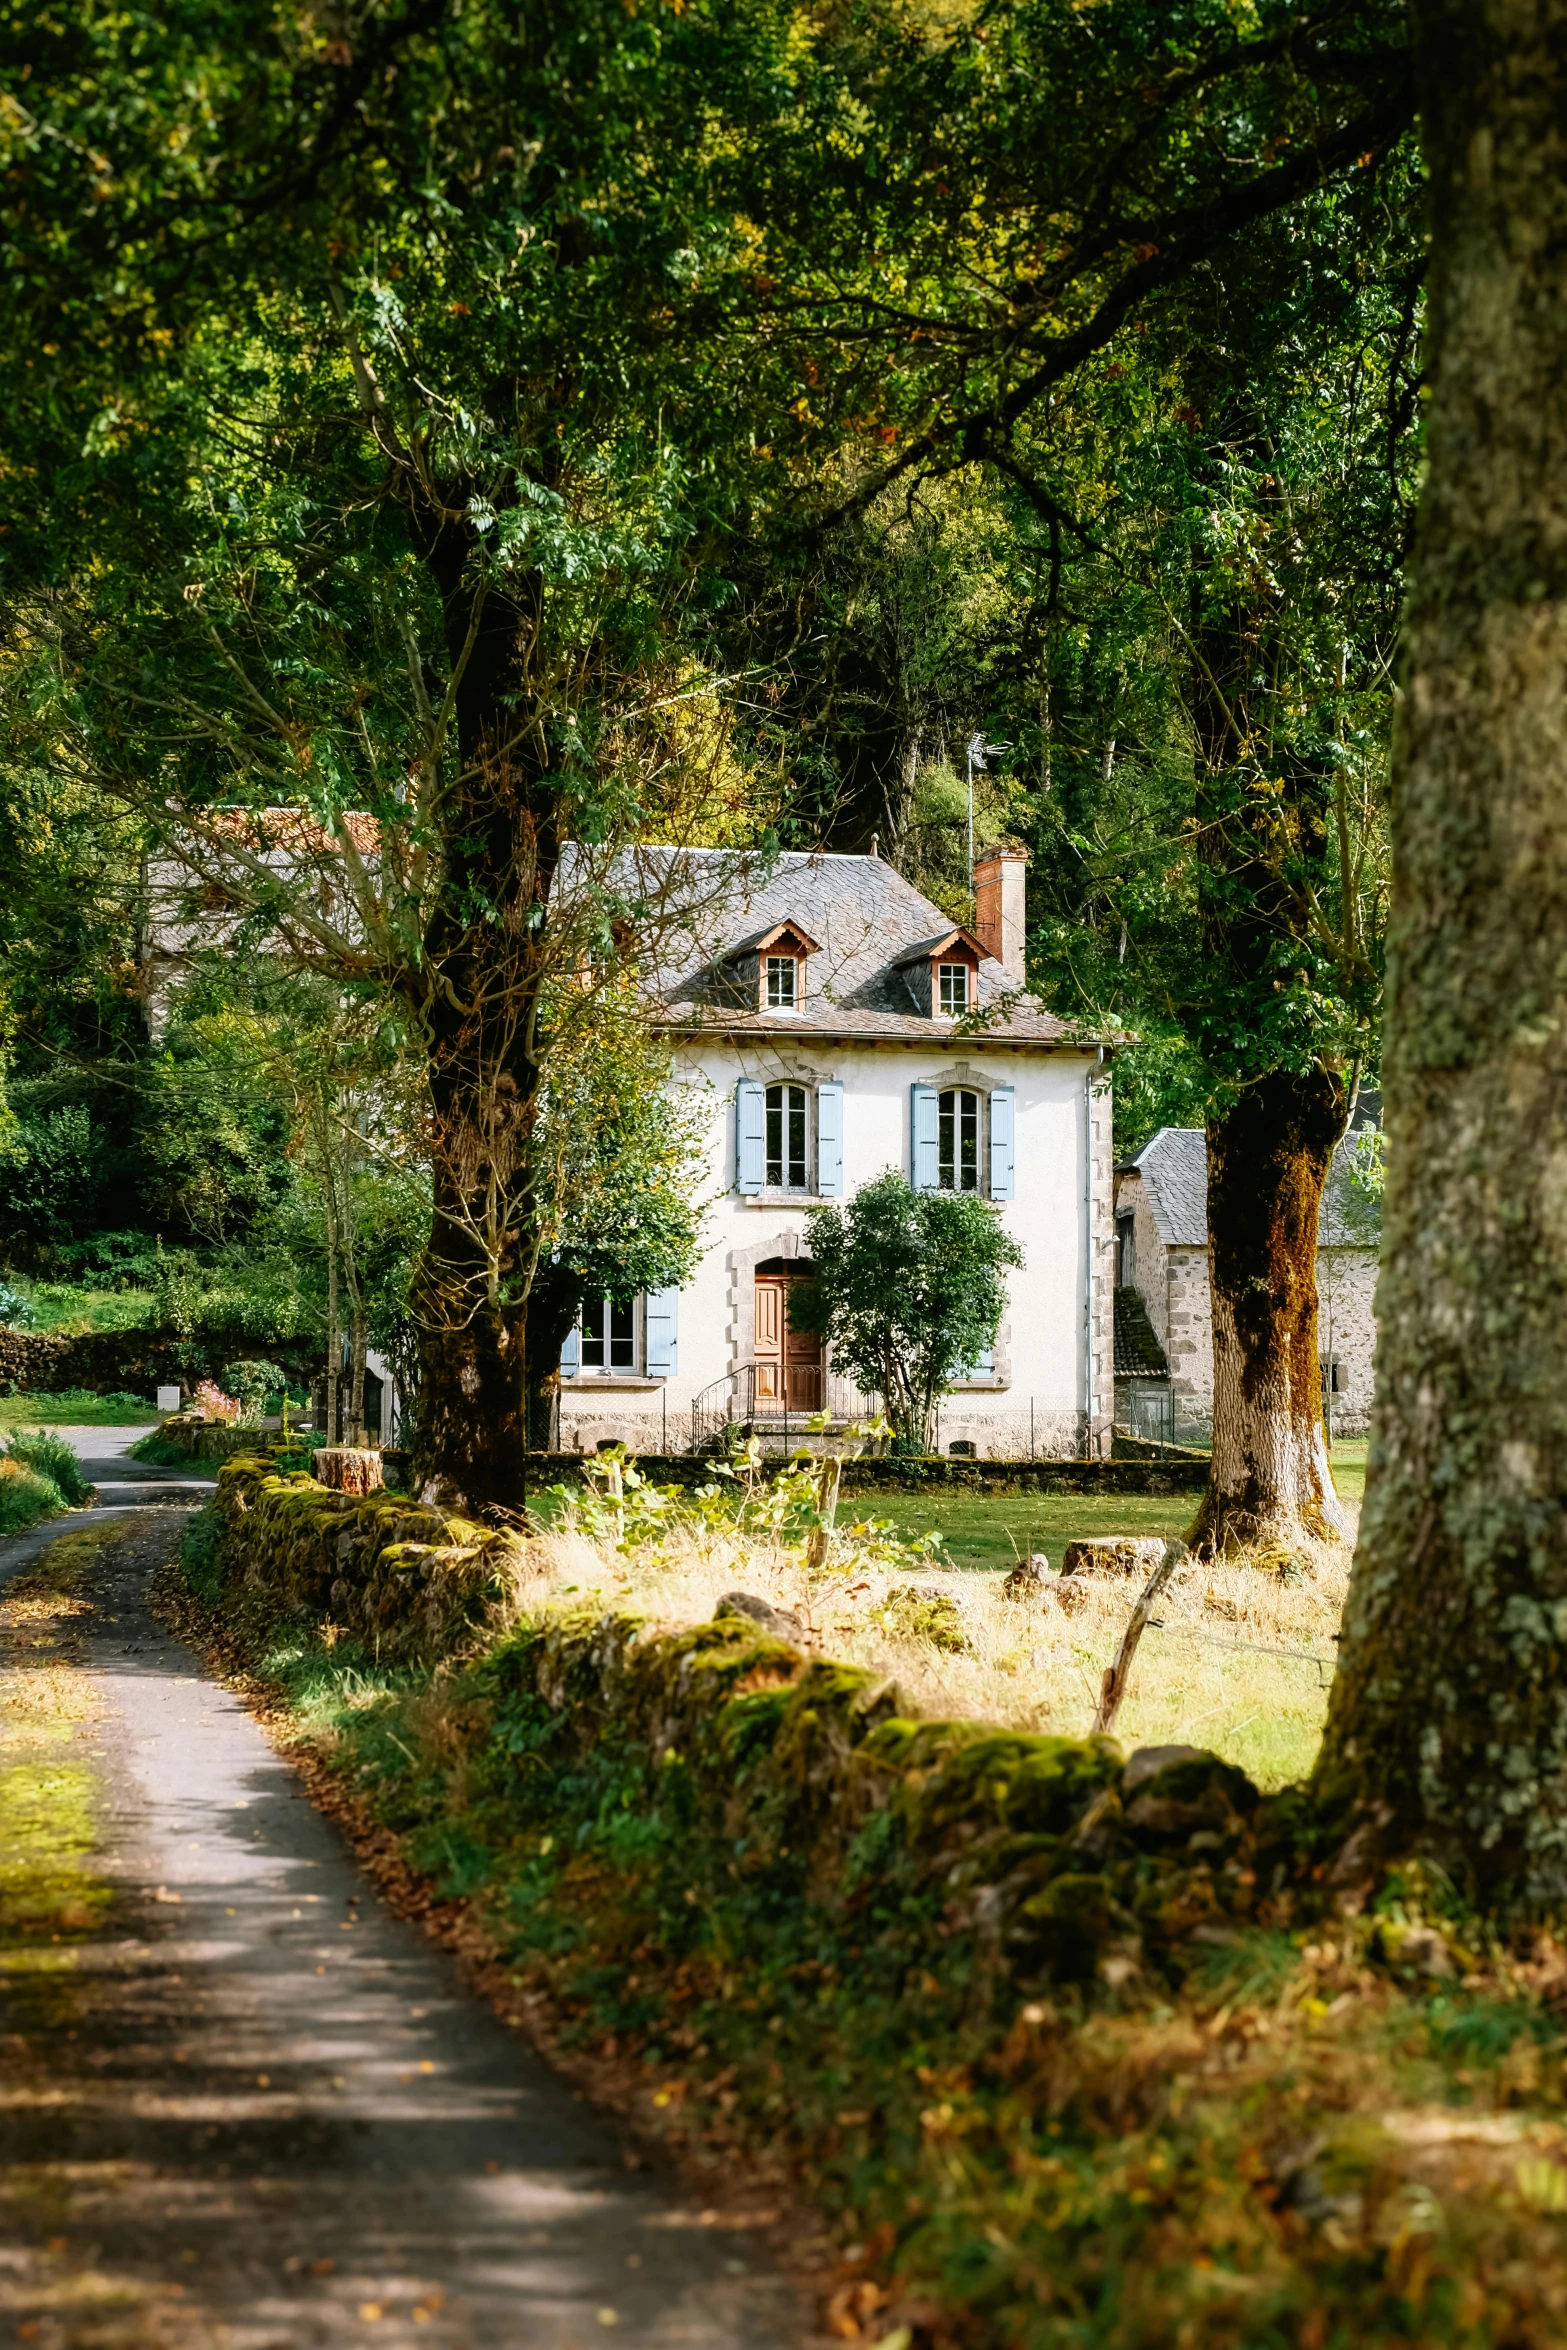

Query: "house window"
(938, 962), (969, 1015)
(765, 954), (797, 1009)
(938, 1088), (981, 1191)
(766, 1082), (810, 1189)
(581, 1297), (638, 1371)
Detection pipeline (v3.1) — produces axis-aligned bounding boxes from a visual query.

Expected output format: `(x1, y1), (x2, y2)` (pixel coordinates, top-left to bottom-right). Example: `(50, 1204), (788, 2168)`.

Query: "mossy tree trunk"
(1189, 1067), (1348, 1555)
(403, 507), (556, 1510)
(1316, 0), (1567, 1896)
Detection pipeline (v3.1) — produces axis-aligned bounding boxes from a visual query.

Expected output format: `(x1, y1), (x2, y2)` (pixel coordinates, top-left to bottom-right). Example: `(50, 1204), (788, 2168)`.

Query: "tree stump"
(1061, 1536), (1168, 1580)
(314, 1448), (385, 1497)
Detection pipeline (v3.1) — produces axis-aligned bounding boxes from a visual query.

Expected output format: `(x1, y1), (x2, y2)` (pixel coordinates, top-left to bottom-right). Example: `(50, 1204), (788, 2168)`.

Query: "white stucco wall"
(558, 1036), (1111, 1458)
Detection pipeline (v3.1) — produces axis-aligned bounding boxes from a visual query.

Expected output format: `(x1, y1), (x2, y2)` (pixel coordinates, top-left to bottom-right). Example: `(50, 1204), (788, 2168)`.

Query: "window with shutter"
(937, 1089), (981, 1190)
(765, 1083), (810, 1188)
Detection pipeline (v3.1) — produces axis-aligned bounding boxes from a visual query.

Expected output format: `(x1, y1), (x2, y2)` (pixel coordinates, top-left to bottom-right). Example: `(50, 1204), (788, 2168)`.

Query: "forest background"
(0, 0), (1413, 1515)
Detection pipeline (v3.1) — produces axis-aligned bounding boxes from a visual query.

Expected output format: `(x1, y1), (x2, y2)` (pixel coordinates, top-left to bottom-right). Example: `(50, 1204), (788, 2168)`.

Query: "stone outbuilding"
(1112, 1112), (1381, 1445)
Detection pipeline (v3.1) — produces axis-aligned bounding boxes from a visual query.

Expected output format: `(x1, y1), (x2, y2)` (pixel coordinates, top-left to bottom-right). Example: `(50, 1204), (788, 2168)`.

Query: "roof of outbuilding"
(615, 846), (1091, 1047)
(1121, 1122), (1382, 1249)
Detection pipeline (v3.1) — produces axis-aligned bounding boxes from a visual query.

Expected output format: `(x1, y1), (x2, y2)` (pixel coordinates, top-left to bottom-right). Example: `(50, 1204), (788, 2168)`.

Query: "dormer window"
(896, 926), (985, 1020)
(723, 919), (819, 1014)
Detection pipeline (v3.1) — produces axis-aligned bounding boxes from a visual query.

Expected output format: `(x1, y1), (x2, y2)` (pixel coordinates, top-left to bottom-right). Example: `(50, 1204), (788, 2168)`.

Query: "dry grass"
(503, 1497), (1358, 1792)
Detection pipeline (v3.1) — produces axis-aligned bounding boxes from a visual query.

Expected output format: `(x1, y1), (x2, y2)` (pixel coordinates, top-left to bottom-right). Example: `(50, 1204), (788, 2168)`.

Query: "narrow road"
(0, 1434), (814, 2348)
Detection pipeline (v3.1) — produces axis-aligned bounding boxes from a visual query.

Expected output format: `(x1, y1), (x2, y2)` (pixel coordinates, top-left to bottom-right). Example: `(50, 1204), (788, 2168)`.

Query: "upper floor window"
(938, 1088), (981, 1191)
(581, 1295), (638, 1371)
(938, 962), (969, 1016)
(766, 954), (797, 1009)
(766, 1082), (810, 1189)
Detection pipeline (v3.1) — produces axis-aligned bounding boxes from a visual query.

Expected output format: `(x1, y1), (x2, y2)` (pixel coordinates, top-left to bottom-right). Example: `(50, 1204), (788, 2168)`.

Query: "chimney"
(974, 847), (1027, 986)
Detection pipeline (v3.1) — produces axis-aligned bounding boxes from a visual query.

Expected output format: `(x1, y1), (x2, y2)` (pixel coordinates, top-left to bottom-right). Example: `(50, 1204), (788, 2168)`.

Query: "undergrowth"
(174, 1498), (1567, 2350)
(5, 1429), (90, 1507)
(0, 1460), (66, 1535)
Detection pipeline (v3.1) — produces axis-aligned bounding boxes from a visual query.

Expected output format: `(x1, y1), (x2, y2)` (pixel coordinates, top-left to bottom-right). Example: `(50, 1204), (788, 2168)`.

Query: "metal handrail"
(688, 1362), (876, 1452)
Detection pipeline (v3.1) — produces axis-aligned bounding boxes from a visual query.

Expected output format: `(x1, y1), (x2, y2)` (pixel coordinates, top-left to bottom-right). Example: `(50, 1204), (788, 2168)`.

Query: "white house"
(556, 846), (1116, 1459)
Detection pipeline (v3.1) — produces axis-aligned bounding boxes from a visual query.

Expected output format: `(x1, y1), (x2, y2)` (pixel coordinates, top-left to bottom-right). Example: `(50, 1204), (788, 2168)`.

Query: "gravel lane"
(0, 1464), (814, 2349)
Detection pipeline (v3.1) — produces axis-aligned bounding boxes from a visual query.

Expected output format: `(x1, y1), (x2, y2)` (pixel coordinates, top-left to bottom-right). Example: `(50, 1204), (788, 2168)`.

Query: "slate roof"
(1124, 1123), (1382, 1249)
(609, 846), (1089, 1047)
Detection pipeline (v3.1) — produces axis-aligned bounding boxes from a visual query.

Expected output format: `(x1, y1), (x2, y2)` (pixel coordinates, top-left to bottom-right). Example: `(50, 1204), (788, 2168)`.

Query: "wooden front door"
(754, 1274), (823, 1411)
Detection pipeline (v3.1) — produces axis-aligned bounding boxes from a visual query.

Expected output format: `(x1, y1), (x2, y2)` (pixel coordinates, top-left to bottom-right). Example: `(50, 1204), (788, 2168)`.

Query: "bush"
(220, 1358), (284, 1424)
(0, 1279), (34, 1328)
(6, 1428), (89, 1505)
(0, 1459), (65, 1533)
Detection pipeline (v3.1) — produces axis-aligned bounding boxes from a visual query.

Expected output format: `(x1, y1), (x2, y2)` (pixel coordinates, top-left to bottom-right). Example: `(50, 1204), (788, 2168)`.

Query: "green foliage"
(545, 1442), (945, 1586)
(0, 1105), (110, 1258)
(0, 1279), (33, 1328)
(0, 1462), (65, 1534)
(4, 1428), (87, 1506)
(794, 1175), (1023, 1453)
(0, 1390), (155, 1427)
(220, 1360), (285, 1424)
(178, 1507), (225, 1606)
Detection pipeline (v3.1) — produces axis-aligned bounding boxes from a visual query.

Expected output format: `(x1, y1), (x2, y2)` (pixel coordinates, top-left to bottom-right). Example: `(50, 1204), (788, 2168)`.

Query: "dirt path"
(0, 1483), (815, 2349)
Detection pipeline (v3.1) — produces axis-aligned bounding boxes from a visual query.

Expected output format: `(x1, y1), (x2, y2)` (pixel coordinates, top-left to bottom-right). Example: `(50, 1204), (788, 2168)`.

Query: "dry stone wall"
(211, 1453), (1292, 1990)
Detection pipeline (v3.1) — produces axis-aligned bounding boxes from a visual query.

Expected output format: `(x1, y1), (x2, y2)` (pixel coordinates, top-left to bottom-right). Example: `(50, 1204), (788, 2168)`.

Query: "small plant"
(3, 1427), (88, 1506)
(191, 1377), (242, 1423)
(0, 1279), (35, 1329)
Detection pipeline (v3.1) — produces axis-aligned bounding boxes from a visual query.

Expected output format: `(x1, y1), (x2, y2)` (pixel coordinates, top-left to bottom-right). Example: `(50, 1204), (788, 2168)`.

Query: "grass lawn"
(876, 1487), (1195, 1573)
(7, 1285), (157, 1336)
(878, 1439), (1370, 1573)
(0, 1392), (159, 1426)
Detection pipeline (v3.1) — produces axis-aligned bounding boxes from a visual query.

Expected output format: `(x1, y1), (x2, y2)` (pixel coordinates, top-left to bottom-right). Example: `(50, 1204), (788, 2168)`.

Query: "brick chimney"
(974, 847), (1027, 986)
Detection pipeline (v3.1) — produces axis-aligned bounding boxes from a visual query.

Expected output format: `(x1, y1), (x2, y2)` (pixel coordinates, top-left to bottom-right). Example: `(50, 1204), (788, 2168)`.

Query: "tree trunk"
(1316, 0), (1567, 1897)
(1188, 1067), (1347, 1554)
(403, 514), (556, 1508)
(339, 1146), (368, 1447)
(323, 1156), (341, 1450)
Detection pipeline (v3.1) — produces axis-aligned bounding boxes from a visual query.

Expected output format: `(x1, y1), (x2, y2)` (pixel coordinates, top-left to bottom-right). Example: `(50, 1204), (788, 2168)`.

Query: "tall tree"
(0, 0), (786, 1502)
(1316, 0), (1567, 1897)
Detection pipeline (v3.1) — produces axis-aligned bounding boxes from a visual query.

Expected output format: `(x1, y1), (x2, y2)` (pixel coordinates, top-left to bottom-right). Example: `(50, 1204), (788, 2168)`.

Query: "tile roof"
(612, 846), (1092, 1047)
(1125, 1123), (1382, 1249)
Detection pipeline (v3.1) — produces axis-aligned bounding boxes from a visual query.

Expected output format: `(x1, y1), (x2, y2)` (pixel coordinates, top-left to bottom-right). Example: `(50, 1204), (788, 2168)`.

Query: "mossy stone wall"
(215, 1451), (1276, 1989)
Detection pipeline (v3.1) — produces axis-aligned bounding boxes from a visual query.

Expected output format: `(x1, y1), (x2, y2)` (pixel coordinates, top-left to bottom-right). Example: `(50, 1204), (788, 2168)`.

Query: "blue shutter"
(911, 1083), (939, 1191)
(560, 1316), (580, 1376)
(989, 1086), (1016, 1201)
(816, 1081), (844, 1197)
(645, 1286), (679, 1378)
(736, 1078), (765, 1194)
